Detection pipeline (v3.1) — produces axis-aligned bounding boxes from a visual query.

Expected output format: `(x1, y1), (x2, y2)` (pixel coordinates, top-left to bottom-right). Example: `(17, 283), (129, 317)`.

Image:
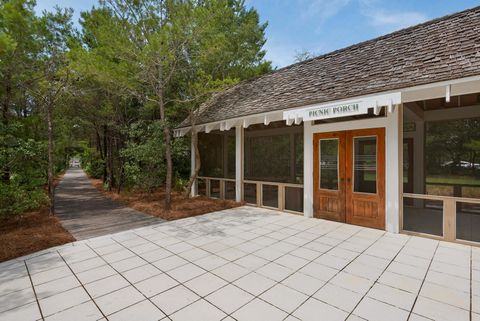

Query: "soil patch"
(0, 207), (75, 263)
(90, 178), (242, 221)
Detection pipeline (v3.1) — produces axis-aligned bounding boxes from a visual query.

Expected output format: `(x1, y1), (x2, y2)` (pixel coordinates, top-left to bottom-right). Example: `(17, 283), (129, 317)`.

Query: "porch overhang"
(174, 75), (480, 138)
(282, 92), (402, 125)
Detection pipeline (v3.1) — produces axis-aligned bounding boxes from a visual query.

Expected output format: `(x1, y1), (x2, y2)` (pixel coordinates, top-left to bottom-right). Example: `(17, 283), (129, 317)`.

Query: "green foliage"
(0, 122), (46, 180)
(175, 176), (188, 192)
(121, 121), (166, 191)
(172, 137), (191, 183)
(80, 148), (104, 179)
(0, 181), (48, 218)
(0, 0), (271, 212)
(0, 122), (49, 217)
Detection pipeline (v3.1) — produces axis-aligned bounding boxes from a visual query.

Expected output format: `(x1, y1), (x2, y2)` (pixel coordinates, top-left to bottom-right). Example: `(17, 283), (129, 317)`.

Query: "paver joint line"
(56, 249), (107, 320)
(84, 242), (173, 320)
(288, 226), (386, 320)
(0, 207), (476, 321)
(24, 260), (44, 321)
(406, 241), (439, 321)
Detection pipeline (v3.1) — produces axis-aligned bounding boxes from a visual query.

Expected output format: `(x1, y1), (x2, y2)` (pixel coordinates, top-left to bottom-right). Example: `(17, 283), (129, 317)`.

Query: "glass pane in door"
(353, 136), (377, 193)
(319, 139), (339, 190)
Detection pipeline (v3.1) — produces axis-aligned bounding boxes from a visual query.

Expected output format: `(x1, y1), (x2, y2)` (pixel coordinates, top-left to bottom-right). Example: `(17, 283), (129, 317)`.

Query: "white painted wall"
(303, 121), (314, 218)
(385, 106), (401, 233)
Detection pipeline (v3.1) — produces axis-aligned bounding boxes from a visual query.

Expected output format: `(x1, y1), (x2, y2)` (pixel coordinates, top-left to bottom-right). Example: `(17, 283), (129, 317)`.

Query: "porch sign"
(305, 102), (363, 120)
(283, 92), (402, 123)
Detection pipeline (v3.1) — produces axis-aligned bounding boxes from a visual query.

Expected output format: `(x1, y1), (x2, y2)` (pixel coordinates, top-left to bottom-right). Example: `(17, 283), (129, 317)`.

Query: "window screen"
(198, 130), (235, 178)
(244, 122), (303, 184)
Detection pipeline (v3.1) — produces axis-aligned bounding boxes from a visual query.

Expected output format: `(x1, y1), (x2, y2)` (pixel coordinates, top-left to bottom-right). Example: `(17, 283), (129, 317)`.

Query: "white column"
(235, 125), (243, 202)
(385, 105), (401, 233)
(191, 134), (198, 197)
(303, 121), (313, 218)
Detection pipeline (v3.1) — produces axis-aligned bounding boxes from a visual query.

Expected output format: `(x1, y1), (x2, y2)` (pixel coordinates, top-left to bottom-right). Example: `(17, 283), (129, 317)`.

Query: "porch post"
(385, 105), (401, 233)
(235, 125), (243, 202)
(304, 121), (313, 218)
(190, 135), (198, 197)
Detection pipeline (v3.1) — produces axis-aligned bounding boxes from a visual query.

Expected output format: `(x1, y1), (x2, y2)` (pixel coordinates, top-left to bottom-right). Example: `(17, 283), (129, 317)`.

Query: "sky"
(35, 0), (480, 68)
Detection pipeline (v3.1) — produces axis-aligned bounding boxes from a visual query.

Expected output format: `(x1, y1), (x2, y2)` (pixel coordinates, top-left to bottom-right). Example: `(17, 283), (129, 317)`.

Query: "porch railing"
(197, 176), (304, 214)
(402, 192), (480, 245)
(197, 177), (236, 200)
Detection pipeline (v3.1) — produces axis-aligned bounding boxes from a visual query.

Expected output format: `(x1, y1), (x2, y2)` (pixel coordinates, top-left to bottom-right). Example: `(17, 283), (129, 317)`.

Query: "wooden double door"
(313, 128), (385, 229)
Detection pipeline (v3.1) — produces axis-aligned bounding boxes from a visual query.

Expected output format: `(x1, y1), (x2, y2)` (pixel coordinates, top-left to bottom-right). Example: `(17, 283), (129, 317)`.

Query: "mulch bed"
(0, 207), (75, 263)
(90, 178), (242, 221)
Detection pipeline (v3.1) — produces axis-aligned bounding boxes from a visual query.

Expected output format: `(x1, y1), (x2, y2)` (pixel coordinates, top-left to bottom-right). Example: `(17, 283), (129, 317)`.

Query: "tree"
(174, 0), (271, 197)
(0, 0), (41, 182)
(72, 0), (270, 209)
(293, 49), (316, 63)
(0, 0), (73, 217)
(32, 7), (73, 214)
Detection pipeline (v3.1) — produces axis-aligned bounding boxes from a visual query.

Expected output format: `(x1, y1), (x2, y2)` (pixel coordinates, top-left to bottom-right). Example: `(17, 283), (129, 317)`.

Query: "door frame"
(303, 106), (401, 233)
(312, 127), (386, 229)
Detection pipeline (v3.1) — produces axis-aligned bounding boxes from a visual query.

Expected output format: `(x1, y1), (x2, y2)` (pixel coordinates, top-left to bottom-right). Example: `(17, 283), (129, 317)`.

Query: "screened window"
(424, 118), (480, 199)
(402, 93), (480, 239)
(403, 95), (480, 198)
(198, 130), (235, 178)
(244, 122), (303, 184)
(285, 186), (303, 212)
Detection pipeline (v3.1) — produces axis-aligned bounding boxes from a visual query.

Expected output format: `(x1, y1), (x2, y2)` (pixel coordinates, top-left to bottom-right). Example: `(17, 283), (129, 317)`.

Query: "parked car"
(441, 160), (480, 169)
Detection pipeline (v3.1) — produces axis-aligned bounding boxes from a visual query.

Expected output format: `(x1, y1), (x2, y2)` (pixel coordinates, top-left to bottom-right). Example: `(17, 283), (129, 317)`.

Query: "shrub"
(0, 182), (48, 219)
(80, 149), (105, 178)
(121, 121), (165, 192)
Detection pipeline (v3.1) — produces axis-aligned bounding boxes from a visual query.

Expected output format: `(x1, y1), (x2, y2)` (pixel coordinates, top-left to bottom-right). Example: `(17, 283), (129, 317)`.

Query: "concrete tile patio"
(0, 206), (478, 321)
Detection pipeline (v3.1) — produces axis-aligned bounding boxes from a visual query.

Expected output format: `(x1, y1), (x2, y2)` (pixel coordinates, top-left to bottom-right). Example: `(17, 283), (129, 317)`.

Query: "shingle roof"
(179, 6), (480, 128)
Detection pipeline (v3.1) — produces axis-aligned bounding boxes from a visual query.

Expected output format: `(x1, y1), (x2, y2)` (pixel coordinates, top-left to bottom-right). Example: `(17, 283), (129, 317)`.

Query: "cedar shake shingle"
(179, 6), (480, 128)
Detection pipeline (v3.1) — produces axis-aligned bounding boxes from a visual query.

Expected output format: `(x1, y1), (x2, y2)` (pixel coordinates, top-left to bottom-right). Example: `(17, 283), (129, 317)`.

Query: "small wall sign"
(283, 92), (401, 123)
(302, 102), (366, 121)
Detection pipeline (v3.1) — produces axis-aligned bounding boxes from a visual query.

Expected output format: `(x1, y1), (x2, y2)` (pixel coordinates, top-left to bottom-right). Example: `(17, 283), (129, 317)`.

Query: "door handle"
(340, 178), (345, 182)
(347, 178), (351, 183)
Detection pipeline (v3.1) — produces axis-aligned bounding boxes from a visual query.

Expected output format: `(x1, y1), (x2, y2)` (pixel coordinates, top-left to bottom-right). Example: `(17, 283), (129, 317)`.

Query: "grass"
(426, 175), (480, 186)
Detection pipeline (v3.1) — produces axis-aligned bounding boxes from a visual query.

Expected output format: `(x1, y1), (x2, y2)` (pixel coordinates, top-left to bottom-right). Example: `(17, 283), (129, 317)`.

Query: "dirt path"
(55, 168), (163, 240)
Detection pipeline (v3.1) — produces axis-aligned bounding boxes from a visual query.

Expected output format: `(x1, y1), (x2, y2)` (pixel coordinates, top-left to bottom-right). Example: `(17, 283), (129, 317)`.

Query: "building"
(176, 6), (480, 245)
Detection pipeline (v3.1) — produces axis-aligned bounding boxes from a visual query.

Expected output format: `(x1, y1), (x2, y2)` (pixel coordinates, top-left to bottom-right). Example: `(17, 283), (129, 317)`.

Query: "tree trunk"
(107, 135), (114, 191)
(1, 75), (11, 183)
(158, 91), (172, 211)
(117, 163), (124, 194)
(164, 126), (173, 210)
(46, 103), (54, 216)
(184, 127), (201, 198)
(95, 127), (102, 155)
(1, 74), (11, 125)
(103, 124), (108, 183)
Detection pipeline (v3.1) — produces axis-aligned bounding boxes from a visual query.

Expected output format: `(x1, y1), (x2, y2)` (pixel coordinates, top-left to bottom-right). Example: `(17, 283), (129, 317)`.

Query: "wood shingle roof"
(180, 6), (480, 127)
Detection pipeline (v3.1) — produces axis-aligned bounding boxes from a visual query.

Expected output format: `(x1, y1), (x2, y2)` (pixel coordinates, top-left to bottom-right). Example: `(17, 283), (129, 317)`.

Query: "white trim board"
(174, 75), (480, 137)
